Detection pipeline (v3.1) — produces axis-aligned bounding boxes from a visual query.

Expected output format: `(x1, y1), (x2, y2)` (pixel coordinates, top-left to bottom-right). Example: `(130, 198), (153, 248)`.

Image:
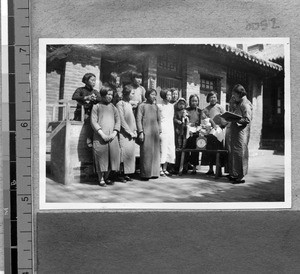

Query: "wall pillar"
(143, 55), (157, 90)
(248, 75), (263, 154)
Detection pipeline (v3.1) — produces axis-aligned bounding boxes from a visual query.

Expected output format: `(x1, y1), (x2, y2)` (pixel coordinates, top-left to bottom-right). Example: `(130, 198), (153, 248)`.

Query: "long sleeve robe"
(228, 96), (253, 178)
(136, 101), (161, 178)
(116, 100), (137, 174)
(91, 102), (120, 172)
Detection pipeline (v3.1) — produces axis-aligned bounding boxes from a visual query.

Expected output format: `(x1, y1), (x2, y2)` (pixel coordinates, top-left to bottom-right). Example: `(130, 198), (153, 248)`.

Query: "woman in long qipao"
(158, 88), (176, 176)
(136, 89), (161, 180)
(228, 84), (253, 184)
(116, 84), (137, 181)
(91, 85), (121, 187)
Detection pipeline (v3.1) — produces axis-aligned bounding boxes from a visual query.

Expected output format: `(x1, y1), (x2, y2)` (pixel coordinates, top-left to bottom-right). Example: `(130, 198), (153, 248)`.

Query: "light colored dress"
(136, 101), (161, 178)
(90, 102), (120, 172)
(158, 102), (176, 164)
(116, 100), (137, 174)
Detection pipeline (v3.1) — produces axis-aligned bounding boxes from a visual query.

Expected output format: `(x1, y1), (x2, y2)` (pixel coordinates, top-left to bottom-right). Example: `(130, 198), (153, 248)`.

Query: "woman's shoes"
(116, 176), (127, 183)
(227, 175), (237, 181)
(232, 179), (245, 184)
(99, 180), (107, 187)
(163, 170), (172, 176)
(124, 175), (133, 181)
(160, 170), (166, 177)
(104, 179), (114, 185)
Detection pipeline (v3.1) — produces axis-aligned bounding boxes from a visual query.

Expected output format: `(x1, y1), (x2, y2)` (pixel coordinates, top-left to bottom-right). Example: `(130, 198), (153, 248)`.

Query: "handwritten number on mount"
(246, 18), (280, 31)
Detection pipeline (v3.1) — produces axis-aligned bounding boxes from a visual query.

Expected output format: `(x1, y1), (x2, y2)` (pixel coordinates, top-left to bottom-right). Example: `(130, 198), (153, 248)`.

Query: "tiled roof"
(206, 44), (283, 71)
(248, 44), (284, 61)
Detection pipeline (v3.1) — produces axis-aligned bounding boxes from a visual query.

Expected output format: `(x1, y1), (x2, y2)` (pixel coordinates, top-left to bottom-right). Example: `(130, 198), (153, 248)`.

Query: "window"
(277, 87), (283, 114)
(157, 52), (180, 73)
(200, 78), (215, 91)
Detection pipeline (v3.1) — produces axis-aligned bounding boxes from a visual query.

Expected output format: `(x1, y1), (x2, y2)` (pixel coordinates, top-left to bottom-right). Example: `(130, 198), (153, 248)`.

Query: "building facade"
(46, 44), (283, 154)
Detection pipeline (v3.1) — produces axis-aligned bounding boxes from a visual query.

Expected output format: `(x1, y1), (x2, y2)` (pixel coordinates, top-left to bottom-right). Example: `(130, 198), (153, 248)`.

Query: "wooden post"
(179, 150), (185, 176)
(215, 152), (221, 179)
(64, 118), (71, 185)
(81, 105), (85, 122)
(52, 105), (56, 121)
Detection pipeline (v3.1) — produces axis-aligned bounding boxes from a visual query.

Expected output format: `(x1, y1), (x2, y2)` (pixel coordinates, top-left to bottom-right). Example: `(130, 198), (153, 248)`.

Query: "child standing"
(173, 98), (189, 173)
(185, 94), (202, 174)
(158, 89), (176, 176)
(174, 98), (189, 149)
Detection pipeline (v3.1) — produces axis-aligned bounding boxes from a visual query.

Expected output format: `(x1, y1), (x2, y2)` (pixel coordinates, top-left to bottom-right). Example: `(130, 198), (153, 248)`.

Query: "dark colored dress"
(136, 101), (161, 178)
(228, 96), (252, 178)
(201, 103), (226, 166)
(116, 100), (137, 174)
(185, 107), (202, 166)
(90, 102), (121, 173)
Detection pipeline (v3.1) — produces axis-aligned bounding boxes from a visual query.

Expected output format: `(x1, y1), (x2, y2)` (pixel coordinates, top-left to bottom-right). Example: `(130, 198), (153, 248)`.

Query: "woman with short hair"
(116, 84), (137, 181)
(91, 85), (120, 187)
(158, 89), (176, 176)
(72, 73), (101, 147)
(129, 71), (146, 114)
(228, 84), (253, 184)
(72, 73), (100, 121)
(201, 91), (226, 176)
(136, 89), (161, 180)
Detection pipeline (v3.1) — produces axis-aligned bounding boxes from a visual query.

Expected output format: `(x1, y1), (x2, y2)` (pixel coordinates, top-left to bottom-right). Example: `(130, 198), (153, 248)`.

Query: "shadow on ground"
(45, 154), (285, 204)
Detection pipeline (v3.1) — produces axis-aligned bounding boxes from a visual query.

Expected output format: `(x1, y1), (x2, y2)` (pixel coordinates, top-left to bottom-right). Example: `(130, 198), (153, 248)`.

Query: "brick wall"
(46, 70), (61, 126)
(185, 56), (227, 109)
(184, 56), (263, 153)
(46, 60), (101, 123)
(64, 61), (101, 102)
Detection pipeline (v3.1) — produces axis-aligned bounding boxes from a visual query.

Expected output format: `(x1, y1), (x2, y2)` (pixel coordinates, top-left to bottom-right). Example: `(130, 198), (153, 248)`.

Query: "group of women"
(72, 72), (252, 187)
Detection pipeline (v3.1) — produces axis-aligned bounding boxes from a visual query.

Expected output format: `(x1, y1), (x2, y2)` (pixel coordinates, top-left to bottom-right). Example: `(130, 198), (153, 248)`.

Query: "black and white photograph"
(39, 38), (290, 209)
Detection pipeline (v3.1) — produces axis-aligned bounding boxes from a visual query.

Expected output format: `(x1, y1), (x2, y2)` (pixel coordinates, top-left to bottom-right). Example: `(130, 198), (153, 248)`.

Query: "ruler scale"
(3, 0), (33, 272)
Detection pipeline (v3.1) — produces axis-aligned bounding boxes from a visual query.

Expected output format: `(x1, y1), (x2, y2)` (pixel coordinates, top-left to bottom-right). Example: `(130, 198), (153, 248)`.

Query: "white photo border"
(39, 37), (291, 210)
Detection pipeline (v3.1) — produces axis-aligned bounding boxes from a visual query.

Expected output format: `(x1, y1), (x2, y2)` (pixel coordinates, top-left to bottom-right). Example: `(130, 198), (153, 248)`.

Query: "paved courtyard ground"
(46, 151), (285, 204)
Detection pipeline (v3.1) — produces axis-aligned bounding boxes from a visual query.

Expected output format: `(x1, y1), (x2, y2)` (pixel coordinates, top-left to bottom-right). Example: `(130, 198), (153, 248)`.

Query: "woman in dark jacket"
(72, 73), (101, 147)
